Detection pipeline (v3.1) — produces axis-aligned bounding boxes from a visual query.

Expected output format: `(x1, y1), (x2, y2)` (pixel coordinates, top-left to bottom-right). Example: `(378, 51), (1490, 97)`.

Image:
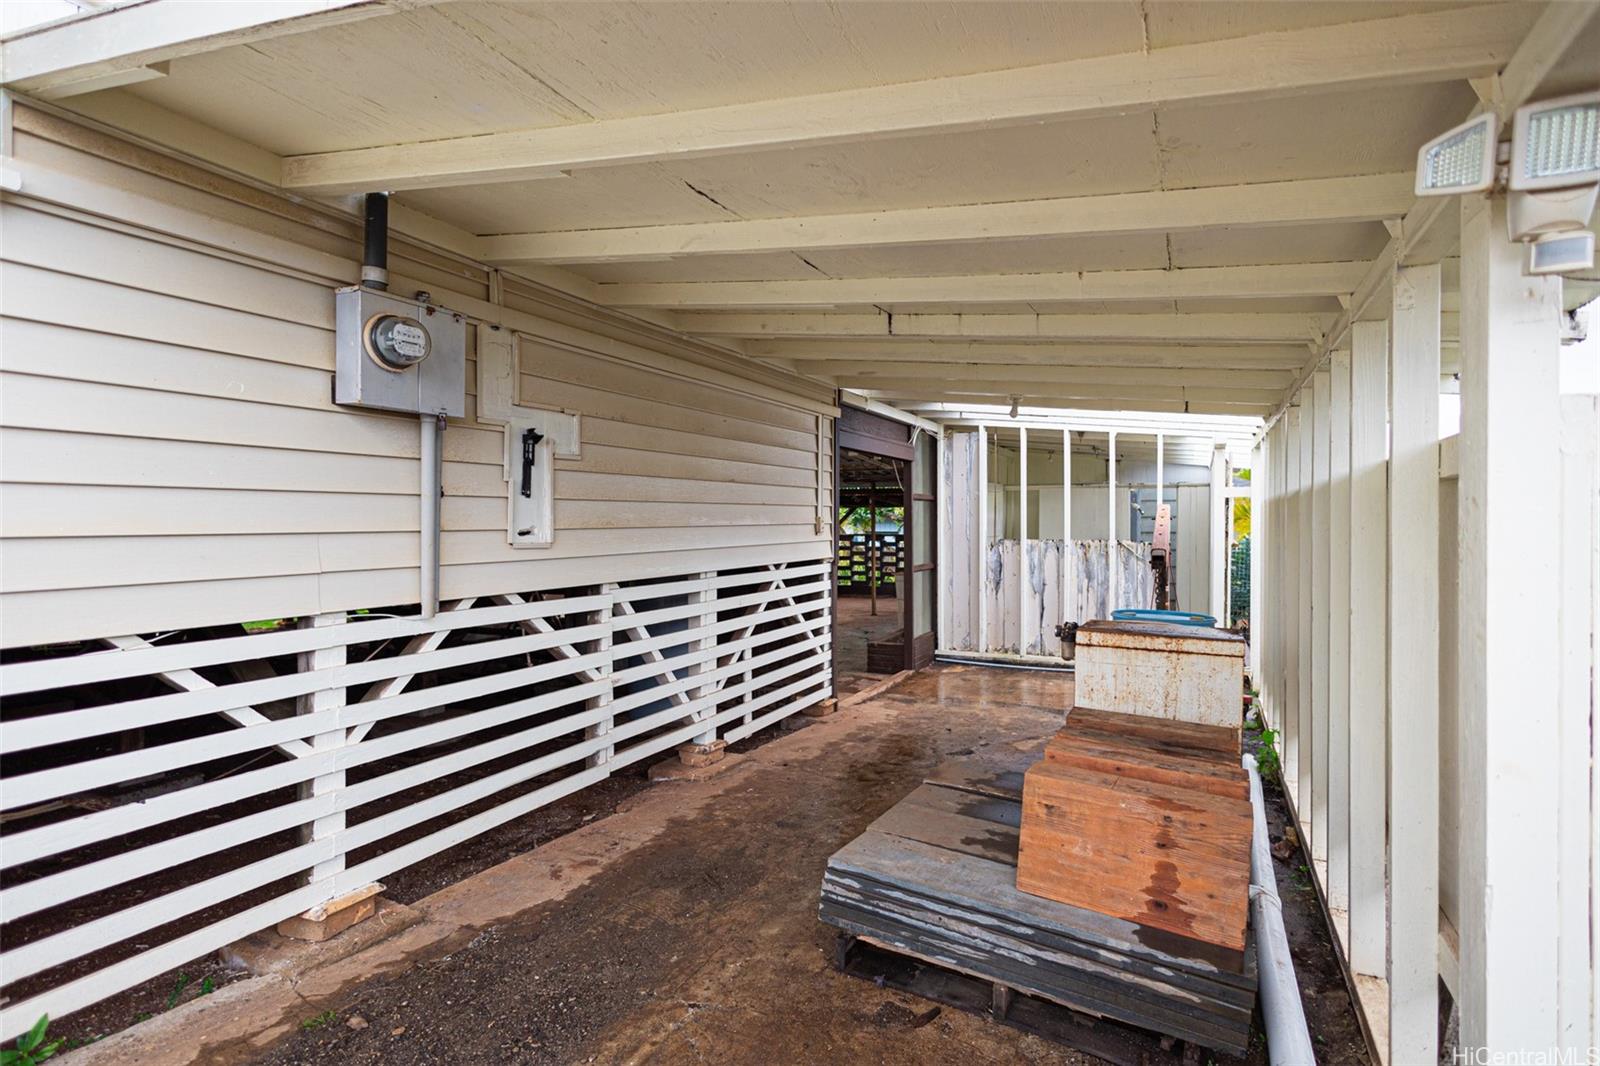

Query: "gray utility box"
(334, 285), (466, 417)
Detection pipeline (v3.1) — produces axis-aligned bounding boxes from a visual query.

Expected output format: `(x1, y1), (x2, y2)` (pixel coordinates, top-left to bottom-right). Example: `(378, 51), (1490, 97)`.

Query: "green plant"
(165, 973), (191, 1010)
(301, 1010), (338, 1031)
(1254, 727), (1281, 779)
(201, 977), (215, 996)
(2, 1016), (62, 1066)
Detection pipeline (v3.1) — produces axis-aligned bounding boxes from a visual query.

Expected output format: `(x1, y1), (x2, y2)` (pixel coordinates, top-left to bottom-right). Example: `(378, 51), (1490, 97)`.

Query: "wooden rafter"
(676, 312), (1335, 344)
(0, 0), (441, 101)
(751, 341), (1313, 369)
(480, 173), (1414, 264)
(278, 6), (1532, 194)
(603, 262), (1368, 310)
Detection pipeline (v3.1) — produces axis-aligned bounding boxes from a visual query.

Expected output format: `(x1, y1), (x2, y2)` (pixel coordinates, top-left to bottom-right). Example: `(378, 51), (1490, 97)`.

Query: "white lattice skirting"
(0, 557), (832, 1037)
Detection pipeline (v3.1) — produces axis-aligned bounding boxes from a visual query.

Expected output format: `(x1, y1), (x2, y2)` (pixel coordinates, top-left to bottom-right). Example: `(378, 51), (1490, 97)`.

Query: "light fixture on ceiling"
(1008, 396), (1020, 419)
(1414, 91), (1600, 275)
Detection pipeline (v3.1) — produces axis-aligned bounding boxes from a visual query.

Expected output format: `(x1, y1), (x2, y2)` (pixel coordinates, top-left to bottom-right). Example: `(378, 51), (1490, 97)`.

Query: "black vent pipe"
(362, 191), (389, 291)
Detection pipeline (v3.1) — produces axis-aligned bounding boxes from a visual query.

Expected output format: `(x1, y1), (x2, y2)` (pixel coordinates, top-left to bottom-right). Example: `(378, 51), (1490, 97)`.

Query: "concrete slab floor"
(66, 665), (1087, 1066)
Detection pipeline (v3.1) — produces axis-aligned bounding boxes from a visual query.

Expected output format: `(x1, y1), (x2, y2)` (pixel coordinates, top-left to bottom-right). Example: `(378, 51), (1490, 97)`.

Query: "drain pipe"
(1243, 753), (1316, 1066)
(362, 191), (440, 618)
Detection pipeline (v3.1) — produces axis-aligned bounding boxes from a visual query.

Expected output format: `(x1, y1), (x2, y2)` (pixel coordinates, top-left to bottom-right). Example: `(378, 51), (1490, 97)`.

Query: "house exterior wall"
(0, 106), (836, 649)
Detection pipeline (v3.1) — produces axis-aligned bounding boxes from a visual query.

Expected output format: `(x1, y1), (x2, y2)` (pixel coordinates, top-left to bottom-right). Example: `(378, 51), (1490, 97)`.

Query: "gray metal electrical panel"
(333, 285), (466, 417)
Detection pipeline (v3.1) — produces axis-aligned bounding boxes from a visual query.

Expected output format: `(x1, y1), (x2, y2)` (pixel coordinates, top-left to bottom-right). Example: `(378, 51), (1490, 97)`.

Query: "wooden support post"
(976, 425), (988, 652)
(1062, 427), (1073, 623)
(1327, 348), (1352, 926)
(586, 584), (618, 770)
(1210, 442), (1228, 623)
(1282, 405), (1302, 799)
(691, 572), (718, 746)
(1310, 369), (1331, 866)
(1555, 395), (1597, 1055)
(1457, 193), (1563, 1053)
(1295, 386), (1313, 814)
(1249, 437), (1265, 692)
(869, 498), (879, 617)
(1348, 318), (1389, 979)
(1388, 261), (1441, 1063)
(1019, 426), (1030, 653)
(298, 611), (347, 888)
(1156, 433), (1165, 515)
(1108, 431), (1118, 612)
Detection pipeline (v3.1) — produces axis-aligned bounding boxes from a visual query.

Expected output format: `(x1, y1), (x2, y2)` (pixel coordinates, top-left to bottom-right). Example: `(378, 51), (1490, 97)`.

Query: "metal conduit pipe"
(419, 412), (442, 619)
(1242, 752), (1316, 1066)
(362, 192), (389, 290)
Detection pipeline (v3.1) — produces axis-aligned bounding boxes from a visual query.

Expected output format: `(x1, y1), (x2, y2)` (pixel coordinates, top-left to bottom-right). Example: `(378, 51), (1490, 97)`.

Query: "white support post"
(1019, 426), (1030, 653)
(1327, 348), (1352, 927)
(1456, 193), (1564, 1054)
(1209, 442), (1228, 622)
(1310, 370), (1331, 867)
(690, 572), (718, 745)
(1062, 427), (1073, 623)
(1282, 405), (1303, 800)
(976, 424), (989, 652)
(1556, 395), (1597, 1056)
(1267, 422), (1280, 729)
(1156, 433), (1165, 515)
(1388, 262), (1442, 1063)
(1295, 388), (1313, 812)
(586, 584), (618, 769)
(1348, 317), (1389, 979)
(1108, 431), (1119, 612)
(299, 611), (347, 890)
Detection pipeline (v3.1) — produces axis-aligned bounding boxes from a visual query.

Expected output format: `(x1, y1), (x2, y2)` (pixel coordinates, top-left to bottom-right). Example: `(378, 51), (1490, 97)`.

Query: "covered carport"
(2, 3), (1598, 1063)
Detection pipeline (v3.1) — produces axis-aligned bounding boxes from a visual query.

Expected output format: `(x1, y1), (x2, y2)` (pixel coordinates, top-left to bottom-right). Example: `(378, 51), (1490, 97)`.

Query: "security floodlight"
(1413, 95), (1600, 275)
(1510, 91), (1600, 192)
(1415, 113), (1497, 196)
(1507, 92), (1600, 271)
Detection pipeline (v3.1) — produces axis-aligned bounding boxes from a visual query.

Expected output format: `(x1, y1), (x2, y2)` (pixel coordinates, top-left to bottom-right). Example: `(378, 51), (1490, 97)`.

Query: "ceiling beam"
(1, 1), (438, 101)
(480, 173), (1415, 264)
(603, 262), (1368, 310)
(676, 311), (1336, 344)
(749, 340), (1311, 369)
(901, 402), (1265, 434)
(1260, 0), (1600, 436)
(279, 5), (1533, 194)
(818, 363), (1296, 390)
(852, 379), (1286, 406)
(873, 390), (1274, 417)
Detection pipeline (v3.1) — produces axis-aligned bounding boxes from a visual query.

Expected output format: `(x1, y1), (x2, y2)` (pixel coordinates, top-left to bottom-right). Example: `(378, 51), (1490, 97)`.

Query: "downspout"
(363, 191), (441, 619)
(1243, 752), (1316, 1066)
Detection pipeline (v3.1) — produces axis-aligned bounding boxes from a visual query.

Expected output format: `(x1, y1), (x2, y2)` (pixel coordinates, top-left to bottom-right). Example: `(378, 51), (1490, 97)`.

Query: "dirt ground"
(66, 664), (1368, 1066)
(833, 592), (904, 696)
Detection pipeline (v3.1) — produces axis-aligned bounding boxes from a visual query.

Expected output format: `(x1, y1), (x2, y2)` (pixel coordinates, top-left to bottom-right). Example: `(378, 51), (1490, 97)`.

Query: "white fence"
(0, 558), (831, 1037)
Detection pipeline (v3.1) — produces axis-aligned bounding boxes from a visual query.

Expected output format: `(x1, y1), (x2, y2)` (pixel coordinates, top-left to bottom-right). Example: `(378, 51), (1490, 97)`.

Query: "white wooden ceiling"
(9, 0), (1598, 423)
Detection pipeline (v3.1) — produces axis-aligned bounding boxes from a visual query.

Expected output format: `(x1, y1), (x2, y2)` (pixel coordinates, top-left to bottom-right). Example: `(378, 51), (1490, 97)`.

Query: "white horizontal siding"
(0, 116), (835, 648)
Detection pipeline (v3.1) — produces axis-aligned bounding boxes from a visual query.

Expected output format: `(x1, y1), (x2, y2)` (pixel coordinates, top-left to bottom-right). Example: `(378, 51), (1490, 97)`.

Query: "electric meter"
(365, 313), (432, 370)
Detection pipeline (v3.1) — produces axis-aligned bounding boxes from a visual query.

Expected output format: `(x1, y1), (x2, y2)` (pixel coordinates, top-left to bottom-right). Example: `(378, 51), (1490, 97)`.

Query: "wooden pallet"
(819, 760), (1258, 1055)
(832, 933), (1224, 1066)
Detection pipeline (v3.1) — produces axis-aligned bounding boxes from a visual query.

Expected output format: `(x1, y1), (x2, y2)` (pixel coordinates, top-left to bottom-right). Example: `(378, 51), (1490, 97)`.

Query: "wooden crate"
(818, 760), (1257, 1055)
(1017, 708), (1252, 962)
(1073, 620), (1246, 730)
